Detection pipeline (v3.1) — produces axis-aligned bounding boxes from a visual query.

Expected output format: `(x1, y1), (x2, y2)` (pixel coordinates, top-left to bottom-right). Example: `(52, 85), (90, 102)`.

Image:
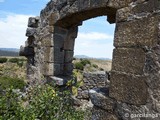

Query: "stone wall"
(20, 0), (160, 119)
(77, 71), (109, 100)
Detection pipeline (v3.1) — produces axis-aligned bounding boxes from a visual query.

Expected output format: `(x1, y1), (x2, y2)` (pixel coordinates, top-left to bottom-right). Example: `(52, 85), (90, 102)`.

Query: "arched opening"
(53, 7), (116, 78)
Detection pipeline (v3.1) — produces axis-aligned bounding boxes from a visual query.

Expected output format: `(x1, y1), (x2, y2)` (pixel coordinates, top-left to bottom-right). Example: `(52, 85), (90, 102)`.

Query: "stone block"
(48, 12), (59, 26)
(28, 17), (39, 28)
(114, 16), (158, 47)
(44, 47), (54, 62)
(41, 34), (53, 47)
(64, 63), (73, 75)
(64, 38), (75, 50)
(90, 0), (109, 8)
(116, 7), (131, 23)
(109, 72), (148, 105)
(132, 0), (160, 14)
(92, 106), (118, 120)
(54, 64), (64, 76)
(107, 0), (132, 9)
(54, 26), (68, 36)
(112, 48), (145, 75)
(64, 50), (74, 63)
(53, 47), (64, 64)
(26, 27), (36, 37)
(89, 87), (115, 113)
(78, 0), (90, 11)
(49, 76), (64, 86)
(54, 34), (65, 48)
(44, 62), (54, 76)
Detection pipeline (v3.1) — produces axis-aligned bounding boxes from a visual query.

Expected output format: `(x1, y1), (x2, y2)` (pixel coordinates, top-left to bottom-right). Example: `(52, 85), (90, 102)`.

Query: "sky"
(0, 0), (115, 59)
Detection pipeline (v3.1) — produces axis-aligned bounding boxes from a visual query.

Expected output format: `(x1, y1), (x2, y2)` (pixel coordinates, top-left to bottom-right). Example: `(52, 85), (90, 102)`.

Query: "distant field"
(89, 59), (112, 72)
(73, 58), (112, 72)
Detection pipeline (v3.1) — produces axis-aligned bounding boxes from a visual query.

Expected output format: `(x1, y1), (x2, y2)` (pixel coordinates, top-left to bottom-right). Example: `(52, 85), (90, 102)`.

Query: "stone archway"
(20, 0), (160, 119)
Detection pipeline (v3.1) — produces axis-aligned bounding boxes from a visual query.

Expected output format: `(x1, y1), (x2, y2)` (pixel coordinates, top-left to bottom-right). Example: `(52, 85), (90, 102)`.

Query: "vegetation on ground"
(73, 58), (111, 72)
(0, 84), (86, 120)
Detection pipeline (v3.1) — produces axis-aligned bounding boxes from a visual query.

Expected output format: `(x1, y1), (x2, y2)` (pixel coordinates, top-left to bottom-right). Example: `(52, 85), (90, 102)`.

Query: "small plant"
(0, 76), (26, 90)
(74, 62), (84, 70)
(8, 58), (19, 63)
(80, 59), (91, 66)
(0, 84), (85, 120)
(99, 68), (104, 71)
(17, 61), (23, 67)
(0, 58), (7, 63)
(92, 64), (98, 68)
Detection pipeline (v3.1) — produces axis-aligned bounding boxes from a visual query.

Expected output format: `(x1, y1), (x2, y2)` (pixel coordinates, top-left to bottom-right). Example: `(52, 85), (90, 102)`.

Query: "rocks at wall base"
(89, 87), (118, 120)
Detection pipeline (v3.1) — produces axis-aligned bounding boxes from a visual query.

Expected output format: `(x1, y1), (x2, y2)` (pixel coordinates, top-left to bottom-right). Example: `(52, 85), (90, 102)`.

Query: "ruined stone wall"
(77, 71), (109, 100)
(20, 0), (160, 119)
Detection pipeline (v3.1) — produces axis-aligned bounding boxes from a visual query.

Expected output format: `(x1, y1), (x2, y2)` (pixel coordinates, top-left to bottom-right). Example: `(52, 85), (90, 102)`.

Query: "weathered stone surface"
(109, 72), (148, 105)
(92, 106), (118, 120)
(48, 12), (59, 26)
(53, 47), (64, 64)
(53, 63), (63, 76)
(54, 34), (65, 48)
(43, 47), (53, 62)
(64, 50), (74, 63)
(49, 76), (64, 86)
(89, 87), (115, 113)
(112, 48), (145, 75)
(43, 62), (54, 76)
(116, 0), (160, 23)
(41, 34), (53, 47)
(108, 0), (132, 9)
(28, 17), (40, 28)
(26, 27), (36, 37)
(114, 16), (158, 47)
(63, 63), (73, 75)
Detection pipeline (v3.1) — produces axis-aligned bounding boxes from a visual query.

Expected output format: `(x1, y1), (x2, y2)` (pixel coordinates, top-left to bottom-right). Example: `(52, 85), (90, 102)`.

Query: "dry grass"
(73, 58), (112, 72)
(88, 59), (112, 72)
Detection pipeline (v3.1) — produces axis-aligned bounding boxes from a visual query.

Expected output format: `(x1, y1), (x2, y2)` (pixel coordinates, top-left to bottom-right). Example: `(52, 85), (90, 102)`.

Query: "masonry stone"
(112, 48), (145, 75)
(110, 71), (148, 105)
(114, 16), (158, 47)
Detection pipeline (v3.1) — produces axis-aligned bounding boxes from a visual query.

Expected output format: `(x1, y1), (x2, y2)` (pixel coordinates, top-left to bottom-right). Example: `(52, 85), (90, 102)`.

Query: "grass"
(73, 58), (112, 72)
(0, 76), (26, 90)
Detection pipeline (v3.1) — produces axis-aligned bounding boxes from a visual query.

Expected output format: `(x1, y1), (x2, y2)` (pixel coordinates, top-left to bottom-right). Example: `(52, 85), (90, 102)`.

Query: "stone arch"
(21, 0), (160, 119)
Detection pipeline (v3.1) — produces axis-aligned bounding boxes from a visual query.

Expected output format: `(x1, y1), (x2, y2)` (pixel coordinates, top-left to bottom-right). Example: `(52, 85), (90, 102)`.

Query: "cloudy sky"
(0, 0), (115, 59)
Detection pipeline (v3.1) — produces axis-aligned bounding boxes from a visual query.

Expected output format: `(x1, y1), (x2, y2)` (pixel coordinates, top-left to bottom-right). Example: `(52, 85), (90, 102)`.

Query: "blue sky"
(0, 0), (115, 58)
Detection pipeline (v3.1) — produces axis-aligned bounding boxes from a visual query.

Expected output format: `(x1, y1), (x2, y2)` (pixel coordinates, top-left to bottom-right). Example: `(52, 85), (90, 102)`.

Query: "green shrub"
(74, 62), (84, 70)
(99, 68), (104, 71)
(0, 58), (7, 63)
(0, 76), (26, 90)
(80, 59), (91, 66)
(0, 84), (85, 120)
(17, 61), (23, 67)
(8, 58), (19, 63)
(92, 64), (98, 68)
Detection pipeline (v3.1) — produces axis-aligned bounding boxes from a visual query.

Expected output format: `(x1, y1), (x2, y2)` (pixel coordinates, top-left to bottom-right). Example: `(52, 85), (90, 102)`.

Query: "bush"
(0, 76), (26, 90)
(92, 64), (98, 68)
(80, 59), (91, 66)
(74, 62), (84, 70)
(0, 84), (85, 120)
(0, 58), (7, 63)
(8, 58), (19, 63)
(17, 61), (23, 67)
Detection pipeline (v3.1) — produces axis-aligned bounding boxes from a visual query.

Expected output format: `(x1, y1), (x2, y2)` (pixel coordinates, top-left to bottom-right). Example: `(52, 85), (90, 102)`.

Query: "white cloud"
(75, 32), (114, 59)
(0, 13), (33, 48)
(0, 0), (4, 2)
